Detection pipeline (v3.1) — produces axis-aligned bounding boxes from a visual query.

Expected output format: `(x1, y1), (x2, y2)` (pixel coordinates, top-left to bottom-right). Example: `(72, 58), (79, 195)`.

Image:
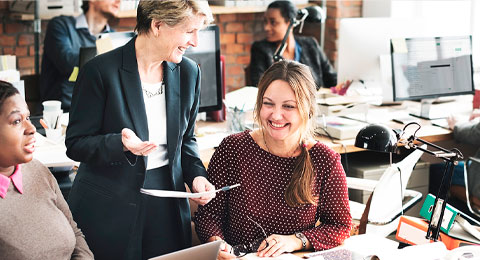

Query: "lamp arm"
(401, 135), (463, 241)
(406, 137), (463, 160)
(426, 159), (456, 241)
(273, 18), (295, 62)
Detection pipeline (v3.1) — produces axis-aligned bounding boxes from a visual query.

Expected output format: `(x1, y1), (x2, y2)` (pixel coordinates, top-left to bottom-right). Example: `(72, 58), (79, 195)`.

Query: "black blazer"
(65, 37), (207, 259)
(249, 36), (337, 89)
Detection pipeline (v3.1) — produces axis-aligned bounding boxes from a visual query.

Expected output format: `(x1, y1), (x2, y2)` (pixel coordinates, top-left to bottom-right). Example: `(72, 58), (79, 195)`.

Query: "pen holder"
(42, 109), (63, 130)
(227, 107), (246, 133)
(45, 128), (64, 142)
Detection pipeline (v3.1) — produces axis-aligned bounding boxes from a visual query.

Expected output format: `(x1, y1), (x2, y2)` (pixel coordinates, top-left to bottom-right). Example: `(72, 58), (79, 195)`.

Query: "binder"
(420, 193), (480, 236)
(396, 216), (476, 250)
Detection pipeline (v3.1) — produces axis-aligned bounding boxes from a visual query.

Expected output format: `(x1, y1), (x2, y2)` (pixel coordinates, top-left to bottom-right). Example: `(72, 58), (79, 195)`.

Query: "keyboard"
(430, 118), (449, 129)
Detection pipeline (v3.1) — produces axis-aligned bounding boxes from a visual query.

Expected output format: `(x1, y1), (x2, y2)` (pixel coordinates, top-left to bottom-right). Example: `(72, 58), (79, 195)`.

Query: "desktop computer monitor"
(337, 17), (466, 103)
(184, 25), (222, 113)
(391, 35), (474, 119)
(337, 18), (402, 102)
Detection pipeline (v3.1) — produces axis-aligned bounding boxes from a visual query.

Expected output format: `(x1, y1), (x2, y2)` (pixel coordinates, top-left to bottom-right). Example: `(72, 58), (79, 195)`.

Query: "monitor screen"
(184, 25), (222, 113)
(391, 35), (474, 101)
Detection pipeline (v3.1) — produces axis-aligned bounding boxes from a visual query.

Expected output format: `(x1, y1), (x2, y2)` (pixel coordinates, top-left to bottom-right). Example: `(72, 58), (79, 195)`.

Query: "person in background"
(40, 0), (120, 111)
(0, 80), (93, 260)
(441, 113), (480, 220)
(65, 1), (216, 259)
(194, 60), (352, 260)
(249, 0), (350, 91)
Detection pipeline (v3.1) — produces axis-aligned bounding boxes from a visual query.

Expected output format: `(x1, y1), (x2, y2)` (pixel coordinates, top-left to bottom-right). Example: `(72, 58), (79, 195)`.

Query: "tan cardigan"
(0, 159), (93, 260)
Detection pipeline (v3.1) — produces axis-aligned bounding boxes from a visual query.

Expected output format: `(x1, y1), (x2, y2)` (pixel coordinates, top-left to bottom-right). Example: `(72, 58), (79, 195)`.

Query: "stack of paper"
(0, 55), (16, 71)
(316, 116), (367, 140)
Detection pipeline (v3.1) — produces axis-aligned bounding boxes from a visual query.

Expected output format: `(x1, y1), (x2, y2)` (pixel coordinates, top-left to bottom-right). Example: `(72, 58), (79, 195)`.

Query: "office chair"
(347, 147), (425, 237)
(464, 157), (480, 219)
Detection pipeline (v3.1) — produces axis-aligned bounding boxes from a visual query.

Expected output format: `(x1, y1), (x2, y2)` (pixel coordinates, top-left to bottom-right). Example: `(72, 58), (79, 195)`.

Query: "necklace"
(142, 82), (165, 98)
(262, 131), (300, 157)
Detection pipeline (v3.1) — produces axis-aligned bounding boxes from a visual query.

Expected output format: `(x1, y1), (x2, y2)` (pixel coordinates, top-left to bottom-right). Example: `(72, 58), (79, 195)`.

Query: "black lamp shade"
(354, 124), (398, 153)
(305, 6), (324, 23)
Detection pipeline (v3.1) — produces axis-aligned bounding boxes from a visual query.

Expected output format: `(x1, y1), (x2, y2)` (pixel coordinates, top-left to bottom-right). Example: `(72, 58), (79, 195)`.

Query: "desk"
(31, 99), (462, 168)
(197, 101), (456, 165)
(33, 132), (77, 168)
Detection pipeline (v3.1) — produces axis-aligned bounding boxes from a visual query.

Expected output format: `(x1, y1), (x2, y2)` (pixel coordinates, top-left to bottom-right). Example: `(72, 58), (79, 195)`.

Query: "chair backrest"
(22, 74), (41, 116)
(244, 63), (252, 87)
(367, 147), (425, 223)
(464, 157), (480, 218)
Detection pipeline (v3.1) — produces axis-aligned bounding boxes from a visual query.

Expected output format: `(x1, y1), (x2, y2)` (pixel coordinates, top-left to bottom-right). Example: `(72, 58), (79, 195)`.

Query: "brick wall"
(0, 1), (362, 93)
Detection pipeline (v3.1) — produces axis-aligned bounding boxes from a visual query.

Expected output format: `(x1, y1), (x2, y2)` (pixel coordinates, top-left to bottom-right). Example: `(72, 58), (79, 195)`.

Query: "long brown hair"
(254, 60), (317, 207)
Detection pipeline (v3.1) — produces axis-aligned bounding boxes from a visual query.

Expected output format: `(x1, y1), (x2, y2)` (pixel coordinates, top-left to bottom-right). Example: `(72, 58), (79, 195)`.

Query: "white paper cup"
(43, 109), (63, 129)
(45, 128), (63, 142)
(42, 100), (61, 112)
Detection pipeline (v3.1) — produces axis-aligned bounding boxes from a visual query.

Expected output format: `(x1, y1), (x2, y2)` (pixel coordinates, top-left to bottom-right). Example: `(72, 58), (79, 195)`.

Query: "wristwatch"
(295, 232), (307, 250)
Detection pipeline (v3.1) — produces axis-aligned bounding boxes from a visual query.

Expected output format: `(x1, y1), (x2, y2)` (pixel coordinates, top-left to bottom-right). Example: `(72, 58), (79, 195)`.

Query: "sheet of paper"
(241, 253), (301, 260)
(140, 184), (239, 198)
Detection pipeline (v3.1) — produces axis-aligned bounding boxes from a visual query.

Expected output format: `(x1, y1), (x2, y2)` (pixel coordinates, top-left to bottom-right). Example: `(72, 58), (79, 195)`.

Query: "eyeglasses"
(230, 216), (269, 257)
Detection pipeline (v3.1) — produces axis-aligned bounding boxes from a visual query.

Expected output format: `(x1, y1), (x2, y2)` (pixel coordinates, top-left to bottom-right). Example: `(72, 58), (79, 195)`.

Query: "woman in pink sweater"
(0, 80), (93, 260)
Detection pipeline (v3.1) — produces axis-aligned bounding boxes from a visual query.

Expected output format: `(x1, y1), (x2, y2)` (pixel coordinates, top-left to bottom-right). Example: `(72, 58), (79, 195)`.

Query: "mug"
(42, 100), (61, 112)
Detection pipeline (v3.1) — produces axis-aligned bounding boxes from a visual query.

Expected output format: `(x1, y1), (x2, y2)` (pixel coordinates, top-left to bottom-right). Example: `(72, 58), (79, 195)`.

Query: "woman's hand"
(191, 176), (216, 205)
(257, 234), (303, 258)
(330, 80), (352, 96)
(447, 116), (458, 130)
(207, 236), (236, 260)
(470, 110), (480, 121)
(121, 128), (158, 156)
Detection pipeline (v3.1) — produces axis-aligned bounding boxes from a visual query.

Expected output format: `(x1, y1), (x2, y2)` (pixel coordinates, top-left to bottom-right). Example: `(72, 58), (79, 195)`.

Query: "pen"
(54, 115), (61, 129)
(39, 119), (49, 129)
(220, 183), (240, 192)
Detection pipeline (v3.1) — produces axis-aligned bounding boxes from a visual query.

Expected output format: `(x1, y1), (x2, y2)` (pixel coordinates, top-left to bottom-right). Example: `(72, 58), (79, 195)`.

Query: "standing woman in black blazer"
(65, 1), (215, 259)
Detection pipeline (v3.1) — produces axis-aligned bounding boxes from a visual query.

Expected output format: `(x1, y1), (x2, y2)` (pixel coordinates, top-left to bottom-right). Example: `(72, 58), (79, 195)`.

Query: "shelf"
(12, 4), (314, 20)
(117, 4), (313, 18)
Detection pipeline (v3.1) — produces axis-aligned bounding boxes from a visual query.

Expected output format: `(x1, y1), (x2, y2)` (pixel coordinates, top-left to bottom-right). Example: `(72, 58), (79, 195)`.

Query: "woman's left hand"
(447, 115), (457, 130)
(191, 176), (216, 205)
(257, 234), (302, 258)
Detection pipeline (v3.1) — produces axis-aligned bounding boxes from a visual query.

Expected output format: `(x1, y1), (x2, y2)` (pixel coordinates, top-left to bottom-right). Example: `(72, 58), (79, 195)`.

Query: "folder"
(420, 193), (480, 237)
(396, 216), (476, 250)
(420, 193), (458, 234)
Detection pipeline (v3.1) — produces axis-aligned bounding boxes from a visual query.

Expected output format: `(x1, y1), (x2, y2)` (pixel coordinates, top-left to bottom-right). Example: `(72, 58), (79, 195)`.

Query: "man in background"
(40, 0), (120, 112)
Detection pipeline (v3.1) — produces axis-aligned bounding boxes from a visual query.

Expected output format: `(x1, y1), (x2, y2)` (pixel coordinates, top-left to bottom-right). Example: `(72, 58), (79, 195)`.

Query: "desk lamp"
(273, 6), (316, 62)
(354, 122), (464, 241)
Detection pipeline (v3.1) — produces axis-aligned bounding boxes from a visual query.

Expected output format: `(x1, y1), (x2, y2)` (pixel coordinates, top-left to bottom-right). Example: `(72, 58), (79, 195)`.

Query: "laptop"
(148, 241), (222, 260)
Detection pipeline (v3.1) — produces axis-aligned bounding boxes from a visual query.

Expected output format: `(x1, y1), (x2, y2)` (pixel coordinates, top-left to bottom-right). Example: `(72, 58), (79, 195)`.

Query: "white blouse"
(141, 81), (168, 170)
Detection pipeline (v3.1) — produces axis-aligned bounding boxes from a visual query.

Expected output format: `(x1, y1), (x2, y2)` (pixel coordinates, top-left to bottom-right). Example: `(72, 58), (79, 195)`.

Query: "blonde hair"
(254, 60), (318, 207)
(135, 0), (214, 35)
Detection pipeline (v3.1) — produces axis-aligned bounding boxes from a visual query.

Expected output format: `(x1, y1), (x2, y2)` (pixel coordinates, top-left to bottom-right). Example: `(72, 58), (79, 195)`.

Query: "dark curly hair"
(0, 80), (19, 113)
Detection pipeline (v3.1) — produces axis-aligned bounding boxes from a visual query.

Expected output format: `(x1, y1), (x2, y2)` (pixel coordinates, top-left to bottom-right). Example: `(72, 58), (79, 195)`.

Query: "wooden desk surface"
(197, 100), (462, 166)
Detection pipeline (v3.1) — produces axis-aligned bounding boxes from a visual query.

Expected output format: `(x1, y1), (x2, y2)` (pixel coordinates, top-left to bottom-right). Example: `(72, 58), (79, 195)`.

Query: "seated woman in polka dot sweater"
(194, 60), (352, 259)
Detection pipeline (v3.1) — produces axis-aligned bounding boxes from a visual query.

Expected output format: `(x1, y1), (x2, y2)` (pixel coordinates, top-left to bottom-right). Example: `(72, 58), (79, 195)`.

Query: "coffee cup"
(42, 100), (61, 112)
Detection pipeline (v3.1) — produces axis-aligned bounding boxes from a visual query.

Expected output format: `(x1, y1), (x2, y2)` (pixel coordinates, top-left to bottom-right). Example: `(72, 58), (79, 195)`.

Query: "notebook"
(148, 241), (222, 260)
